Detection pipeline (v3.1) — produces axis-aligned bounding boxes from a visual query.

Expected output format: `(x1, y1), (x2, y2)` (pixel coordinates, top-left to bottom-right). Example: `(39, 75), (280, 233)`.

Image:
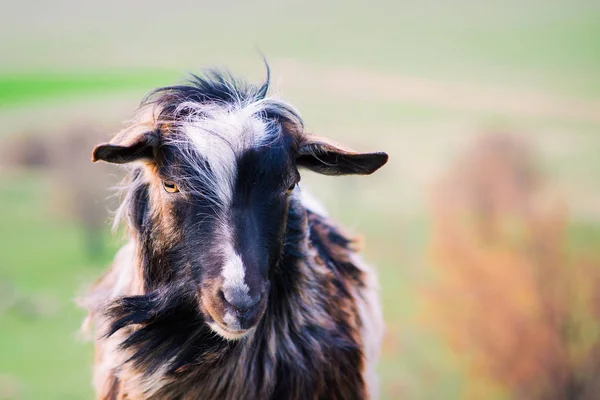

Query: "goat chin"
(207, 321), (254, 341)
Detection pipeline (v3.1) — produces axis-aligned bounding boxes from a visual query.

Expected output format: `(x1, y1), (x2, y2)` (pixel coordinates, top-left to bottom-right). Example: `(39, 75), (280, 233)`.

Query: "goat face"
(91, 72), (388, 340)
(157, 125), (299, 340)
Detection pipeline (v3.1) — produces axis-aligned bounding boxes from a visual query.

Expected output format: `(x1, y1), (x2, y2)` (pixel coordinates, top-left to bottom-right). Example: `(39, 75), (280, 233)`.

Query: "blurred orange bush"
(425, 133), (600, 399)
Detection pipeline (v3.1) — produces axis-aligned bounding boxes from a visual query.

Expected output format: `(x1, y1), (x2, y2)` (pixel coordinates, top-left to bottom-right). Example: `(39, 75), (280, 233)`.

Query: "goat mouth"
(200, 294), (263, 340)
(207, 321), (253, 341)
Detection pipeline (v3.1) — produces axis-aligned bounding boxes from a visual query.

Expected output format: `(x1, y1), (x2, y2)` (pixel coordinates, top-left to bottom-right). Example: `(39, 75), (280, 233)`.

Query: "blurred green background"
(1, 0), (600, 399)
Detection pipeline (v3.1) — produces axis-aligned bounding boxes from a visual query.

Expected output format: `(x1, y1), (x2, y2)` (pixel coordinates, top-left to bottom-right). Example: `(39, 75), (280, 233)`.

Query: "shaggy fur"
(83, 65), (386, 400)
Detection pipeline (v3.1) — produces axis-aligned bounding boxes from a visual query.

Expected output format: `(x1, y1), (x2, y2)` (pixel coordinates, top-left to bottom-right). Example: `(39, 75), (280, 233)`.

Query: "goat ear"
(92, 130), (159, 164)
(296, 135), (388, 176)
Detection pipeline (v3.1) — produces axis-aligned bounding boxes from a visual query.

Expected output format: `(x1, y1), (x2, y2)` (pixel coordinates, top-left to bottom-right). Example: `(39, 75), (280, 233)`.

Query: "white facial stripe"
(183, 123), (236, 205)
(221, 252), (250, 296)
(174, 101), (279, 207)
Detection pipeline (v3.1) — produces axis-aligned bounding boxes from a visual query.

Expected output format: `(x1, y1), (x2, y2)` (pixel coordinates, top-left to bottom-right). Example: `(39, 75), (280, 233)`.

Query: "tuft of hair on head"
(142, 60), (272, 124)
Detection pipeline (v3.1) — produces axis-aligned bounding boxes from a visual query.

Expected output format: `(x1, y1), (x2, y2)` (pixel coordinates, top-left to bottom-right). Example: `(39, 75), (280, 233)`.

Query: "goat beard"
(103, 281), (236, 378)
(99, 202), (308, 383)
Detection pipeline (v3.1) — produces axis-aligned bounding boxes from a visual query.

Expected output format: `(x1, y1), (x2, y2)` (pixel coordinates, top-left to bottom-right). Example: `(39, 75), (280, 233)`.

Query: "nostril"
(222, 289), (261, 314)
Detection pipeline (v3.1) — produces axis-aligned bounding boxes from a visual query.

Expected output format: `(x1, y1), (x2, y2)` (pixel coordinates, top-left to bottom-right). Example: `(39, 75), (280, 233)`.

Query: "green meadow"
(1, 1), (600, 399)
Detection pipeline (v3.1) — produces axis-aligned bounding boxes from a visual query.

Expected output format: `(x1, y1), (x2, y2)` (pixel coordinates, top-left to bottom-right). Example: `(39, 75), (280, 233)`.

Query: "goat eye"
(163, 180), (179, 193)
(285, 183), (296, 195)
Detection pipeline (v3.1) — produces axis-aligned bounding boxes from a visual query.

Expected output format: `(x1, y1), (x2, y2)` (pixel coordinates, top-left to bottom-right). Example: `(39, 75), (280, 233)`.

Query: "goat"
(83, 65), (388, 400)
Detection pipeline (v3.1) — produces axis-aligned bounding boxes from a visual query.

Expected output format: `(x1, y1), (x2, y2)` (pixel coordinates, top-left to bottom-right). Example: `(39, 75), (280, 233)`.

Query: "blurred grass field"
(1, 1), (600, 399)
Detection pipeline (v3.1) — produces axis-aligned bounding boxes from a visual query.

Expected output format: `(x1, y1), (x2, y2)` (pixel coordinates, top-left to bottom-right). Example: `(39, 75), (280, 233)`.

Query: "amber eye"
(163, 180), (179, 193)
(285, 183), (296, 195)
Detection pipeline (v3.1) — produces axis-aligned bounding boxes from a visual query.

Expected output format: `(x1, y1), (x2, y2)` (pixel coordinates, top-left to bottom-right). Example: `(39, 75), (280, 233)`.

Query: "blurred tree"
(425, 133), (600, 400)
(50, 126), (121, 259)
(3, 127), (121, 259)
(2, 133), (51, 168)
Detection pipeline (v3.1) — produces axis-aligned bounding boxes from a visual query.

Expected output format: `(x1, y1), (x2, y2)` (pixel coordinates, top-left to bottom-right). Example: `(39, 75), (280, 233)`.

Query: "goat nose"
(221, 289), (260, 314)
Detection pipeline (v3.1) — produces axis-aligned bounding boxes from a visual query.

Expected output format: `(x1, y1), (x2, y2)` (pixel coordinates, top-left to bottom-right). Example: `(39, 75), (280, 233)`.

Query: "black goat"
(83, 66), (387, 400)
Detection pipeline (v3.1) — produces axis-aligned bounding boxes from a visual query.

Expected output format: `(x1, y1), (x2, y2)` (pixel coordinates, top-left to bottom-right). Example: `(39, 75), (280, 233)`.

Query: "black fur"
(144, 63), (302, 133)
(86, 66), (384, 400)
(102, 202), (367, 399)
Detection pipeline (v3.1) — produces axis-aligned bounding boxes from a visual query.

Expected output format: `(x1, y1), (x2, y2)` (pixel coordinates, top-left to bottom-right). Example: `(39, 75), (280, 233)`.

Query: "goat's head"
(91, 69), (388, 340)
